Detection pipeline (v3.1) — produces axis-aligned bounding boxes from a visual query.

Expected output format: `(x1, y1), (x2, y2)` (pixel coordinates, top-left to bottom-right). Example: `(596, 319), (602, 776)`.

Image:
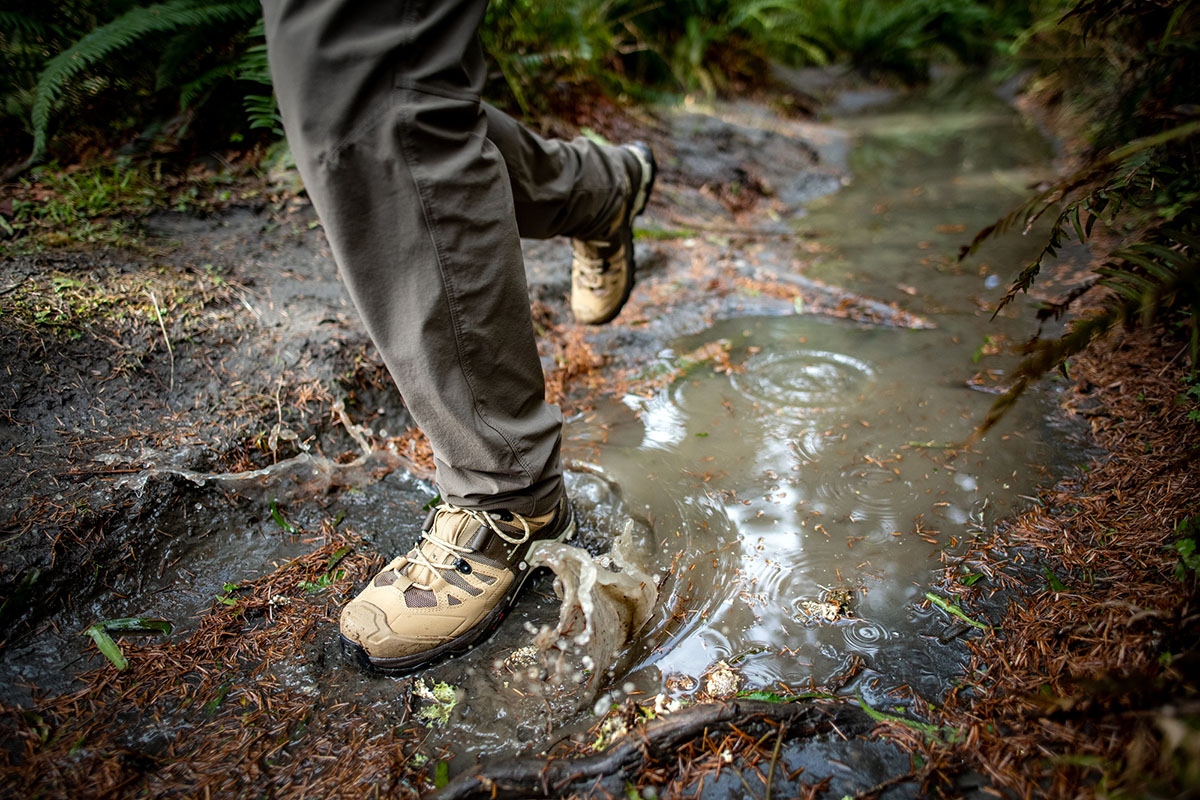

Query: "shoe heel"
(510, 511), (574, 604)
(627, 142), (656, 219)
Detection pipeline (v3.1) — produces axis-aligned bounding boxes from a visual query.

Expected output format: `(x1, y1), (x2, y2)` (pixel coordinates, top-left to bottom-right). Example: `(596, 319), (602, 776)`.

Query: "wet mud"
(1, 74), (1095, 797)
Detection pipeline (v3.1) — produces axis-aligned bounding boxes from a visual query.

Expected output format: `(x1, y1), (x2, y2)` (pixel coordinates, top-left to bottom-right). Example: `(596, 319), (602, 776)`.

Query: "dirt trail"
(5, 75), (1172, 799)
(0, 84), (946, 796)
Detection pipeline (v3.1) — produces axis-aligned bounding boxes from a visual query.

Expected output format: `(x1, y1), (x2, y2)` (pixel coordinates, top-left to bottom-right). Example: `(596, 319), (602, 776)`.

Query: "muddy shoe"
(339, 495), (574, 675)
(571, 141), (657, 325)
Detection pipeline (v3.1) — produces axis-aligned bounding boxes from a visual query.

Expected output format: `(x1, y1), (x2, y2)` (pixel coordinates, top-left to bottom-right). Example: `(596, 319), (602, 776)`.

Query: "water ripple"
(731, 350), (876, 410)
(814, 462), (908, 520)
(842, 620), (890, 657)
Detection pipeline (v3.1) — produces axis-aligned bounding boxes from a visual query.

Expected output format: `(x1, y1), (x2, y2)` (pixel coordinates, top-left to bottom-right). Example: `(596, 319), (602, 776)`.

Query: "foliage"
(962, 0), (1200, 433)
(2, 160), (165, 250)
(480, 0), (638, 113)
(413, 679), (459, 727)
(735, 0), (1017, 82)
(0, 157), (241, 254)
(2, 0), (260, 165)
(6, 0), (1027, 164)
(1182, 372), (1200, 422)
(1175, 516), (1200, 581)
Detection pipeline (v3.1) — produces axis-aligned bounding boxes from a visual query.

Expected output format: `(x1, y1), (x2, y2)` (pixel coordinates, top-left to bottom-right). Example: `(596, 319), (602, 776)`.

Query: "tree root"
(430, 698), (868, 800)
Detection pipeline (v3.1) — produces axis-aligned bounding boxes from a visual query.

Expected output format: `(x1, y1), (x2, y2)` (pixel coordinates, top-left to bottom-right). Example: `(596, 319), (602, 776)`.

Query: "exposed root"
(431, 699), (868, 800)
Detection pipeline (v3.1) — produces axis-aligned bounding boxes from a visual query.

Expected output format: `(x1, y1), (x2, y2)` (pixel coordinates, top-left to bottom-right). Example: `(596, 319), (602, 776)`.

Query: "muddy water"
(395, 82), (1092, 765)
(0, 81), (1092, 781)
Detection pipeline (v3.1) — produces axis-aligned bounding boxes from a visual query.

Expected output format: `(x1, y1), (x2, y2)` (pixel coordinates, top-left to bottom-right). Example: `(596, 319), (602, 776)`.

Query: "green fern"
(234, 21), (280, 134)
(29, 0), (258, 162)
(984, 225), (1199, 430)
(961, 0), (1200, 433)
(0, 10), (50, 39)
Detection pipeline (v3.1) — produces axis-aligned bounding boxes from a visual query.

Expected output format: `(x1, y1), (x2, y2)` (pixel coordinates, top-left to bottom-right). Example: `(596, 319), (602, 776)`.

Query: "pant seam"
(393, 89), (539, 491)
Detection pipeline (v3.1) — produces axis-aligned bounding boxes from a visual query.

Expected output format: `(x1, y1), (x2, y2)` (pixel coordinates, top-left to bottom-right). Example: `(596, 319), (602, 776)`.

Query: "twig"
(149, 291), (175, 394)
(853, 769), (922, 799)
(732, 766), (762, 800)
(764, 721), (787, 800)
(0, 277), (27, 296)
(430, 699), (867, 800)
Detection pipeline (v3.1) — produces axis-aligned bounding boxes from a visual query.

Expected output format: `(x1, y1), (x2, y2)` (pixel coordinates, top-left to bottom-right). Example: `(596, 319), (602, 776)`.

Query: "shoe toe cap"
(339, 599), (425, 659)
(340, 597), (469, 660)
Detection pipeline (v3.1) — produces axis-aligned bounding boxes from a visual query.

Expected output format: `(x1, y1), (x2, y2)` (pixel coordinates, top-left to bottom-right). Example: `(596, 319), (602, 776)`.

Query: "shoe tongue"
(405, 510), (519, 586)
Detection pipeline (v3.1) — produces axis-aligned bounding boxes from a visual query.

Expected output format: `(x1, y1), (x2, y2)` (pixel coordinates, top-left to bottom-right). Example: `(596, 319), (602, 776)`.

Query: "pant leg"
(482, 103), (634, 242)
(262, 0), (562, 516)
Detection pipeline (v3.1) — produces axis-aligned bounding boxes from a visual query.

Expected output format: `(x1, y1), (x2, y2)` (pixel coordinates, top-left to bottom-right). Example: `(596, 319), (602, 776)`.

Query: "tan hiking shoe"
(571, 141), (657, 325)
(339, 495), (574, 675)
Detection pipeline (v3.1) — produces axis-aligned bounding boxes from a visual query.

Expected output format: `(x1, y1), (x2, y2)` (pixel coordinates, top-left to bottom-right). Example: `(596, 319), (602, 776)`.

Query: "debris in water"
(702, 660), (742, 698)
(797, 586), (856, 622)
(496, 645), (540, 674)
(413, 679), (459, 727)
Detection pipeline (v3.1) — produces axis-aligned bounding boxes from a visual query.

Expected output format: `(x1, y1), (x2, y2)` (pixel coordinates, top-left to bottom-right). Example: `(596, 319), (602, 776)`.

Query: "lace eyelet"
(454, 558), (473, 575)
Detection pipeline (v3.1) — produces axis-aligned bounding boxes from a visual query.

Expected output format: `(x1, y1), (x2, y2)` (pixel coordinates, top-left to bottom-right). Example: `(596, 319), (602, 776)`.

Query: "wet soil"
(0, 73), (1126, 798)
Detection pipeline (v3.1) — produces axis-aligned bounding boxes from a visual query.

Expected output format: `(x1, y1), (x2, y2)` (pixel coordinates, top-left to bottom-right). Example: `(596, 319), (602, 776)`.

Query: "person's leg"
(262, 0), (561, 516)
(482, 102), (631, 242)
(482, 103), (658, 324)
(262, 0), (576, 676)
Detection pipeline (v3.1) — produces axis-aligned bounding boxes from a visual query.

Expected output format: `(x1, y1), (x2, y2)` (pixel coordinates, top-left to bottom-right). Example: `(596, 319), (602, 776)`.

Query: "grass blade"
(84, 625), (127, 670)
(270, 498), (296, 533)
(925, 592), (991, 631)
(856, 692), (944, 742)
(98, 617), (173, 634)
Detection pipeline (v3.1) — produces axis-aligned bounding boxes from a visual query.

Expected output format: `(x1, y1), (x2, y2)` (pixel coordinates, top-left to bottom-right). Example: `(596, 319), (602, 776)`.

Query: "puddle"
(401, 81), (1091, 764)
(0, 78), (1094, 784)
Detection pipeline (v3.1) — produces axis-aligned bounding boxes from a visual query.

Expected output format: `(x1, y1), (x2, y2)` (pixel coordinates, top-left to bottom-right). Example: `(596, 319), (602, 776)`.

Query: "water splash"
(113, 400), (423, 500)
(530, 521), (659, 697)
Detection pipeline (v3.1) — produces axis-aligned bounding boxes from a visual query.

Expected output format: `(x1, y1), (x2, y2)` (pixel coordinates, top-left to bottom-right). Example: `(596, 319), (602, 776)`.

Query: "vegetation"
(2, 0), (1025, 169)
(963, 0), (1200, 431)
(3, 2), (1195, 422)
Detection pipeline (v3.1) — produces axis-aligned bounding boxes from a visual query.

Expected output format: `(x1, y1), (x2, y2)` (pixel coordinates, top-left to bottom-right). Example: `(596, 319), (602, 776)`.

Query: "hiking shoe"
(339, 495), (574, 675)
(571, 141), (657, 325)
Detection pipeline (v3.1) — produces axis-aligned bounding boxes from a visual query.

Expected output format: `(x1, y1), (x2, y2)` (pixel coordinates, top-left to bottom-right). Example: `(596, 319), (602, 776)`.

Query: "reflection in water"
(399, 80), (1091, 764)
(577, 312), (1078, 697)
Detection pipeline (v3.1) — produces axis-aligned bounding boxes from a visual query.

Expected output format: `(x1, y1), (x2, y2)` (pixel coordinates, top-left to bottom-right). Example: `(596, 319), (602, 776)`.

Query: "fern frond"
(235, 20), (279, 135)
(29, 0), (258, 162)
(0, 10), (50, 39)
(177, 63), (237, 111)
(981, 226), (1200, 435)
(243, 94), (282, 134)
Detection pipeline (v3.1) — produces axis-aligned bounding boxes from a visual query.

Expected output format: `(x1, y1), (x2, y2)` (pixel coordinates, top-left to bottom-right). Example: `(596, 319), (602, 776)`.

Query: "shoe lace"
(573, 240), (617, 290)
(391, 503), (533, 591)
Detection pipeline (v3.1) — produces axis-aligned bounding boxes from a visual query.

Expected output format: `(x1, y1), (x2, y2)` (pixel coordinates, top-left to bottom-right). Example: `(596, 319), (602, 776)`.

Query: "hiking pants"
(260, 0), (633, 515)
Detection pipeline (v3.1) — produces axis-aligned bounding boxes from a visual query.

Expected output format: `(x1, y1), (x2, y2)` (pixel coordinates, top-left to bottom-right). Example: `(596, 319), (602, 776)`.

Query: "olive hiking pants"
(261, 0), (634, 515)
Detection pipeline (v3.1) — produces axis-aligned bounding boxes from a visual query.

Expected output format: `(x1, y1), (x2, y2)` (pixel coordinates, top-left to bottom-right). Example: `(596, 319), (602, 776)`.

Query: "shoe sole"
(580, 142), (657, 326)
(339, 510), (576, 677)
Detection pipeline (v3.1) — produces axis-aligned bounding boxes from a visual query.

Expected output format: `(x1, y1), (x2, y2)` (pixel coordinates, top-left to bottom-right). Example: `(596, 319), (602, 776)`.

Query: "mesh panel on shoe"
(374, 571), (398, 587)
(447, 596), (461, 606)
(441, 569), (482, 596)
(404, 587), (437, 608)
